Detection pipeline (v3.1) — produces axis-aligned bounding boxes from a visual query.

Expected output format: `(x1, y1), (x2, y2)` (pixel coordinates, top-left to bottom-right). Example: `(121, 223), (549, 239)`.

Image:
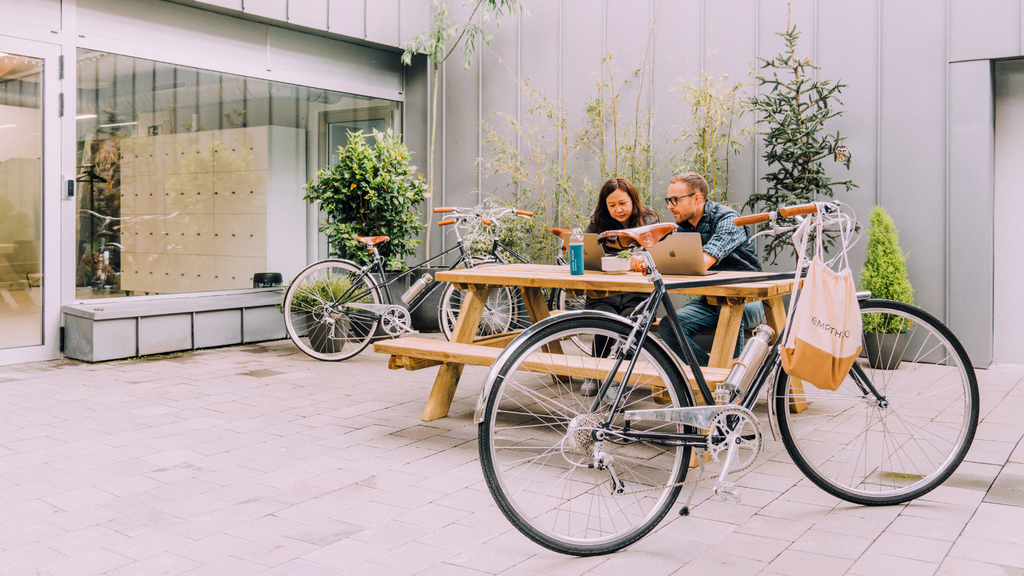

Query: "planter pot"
(307, 317), (348, 354)
(601, 256), (631, 273)
(863, 332), (908, 370)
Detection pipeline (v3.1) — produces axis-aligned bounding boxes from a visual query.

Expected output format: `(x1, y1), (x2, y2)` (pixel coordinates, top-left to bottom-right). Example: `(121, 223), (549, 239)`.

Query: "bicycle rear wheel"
(776, 299), (979, 505)
(438, 259), (531, 340)
(478, 314), (694, 556)
(283, 260), (381, 361)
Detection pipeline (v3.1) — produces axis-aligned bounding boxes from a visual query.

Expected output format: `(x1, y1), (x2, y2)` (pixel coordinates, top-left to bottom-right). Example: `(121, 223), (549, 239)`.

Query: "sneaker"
(602, 381), (623, 404)
(580, 378), (599, 396)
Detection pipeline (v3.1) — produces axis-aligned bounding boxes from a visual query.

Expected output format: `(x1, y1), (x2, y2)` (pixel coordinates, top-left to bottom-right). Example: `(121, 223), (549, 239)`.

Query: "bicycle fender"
(472, 309), (697, 424)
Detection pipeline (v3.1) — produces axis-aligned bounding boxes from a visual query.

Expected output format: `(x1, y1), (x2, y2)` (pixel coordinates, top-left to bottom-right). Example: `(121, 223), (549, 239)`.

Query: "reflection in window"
(75, 50), (402, 299)
(0, 52), (43, 350)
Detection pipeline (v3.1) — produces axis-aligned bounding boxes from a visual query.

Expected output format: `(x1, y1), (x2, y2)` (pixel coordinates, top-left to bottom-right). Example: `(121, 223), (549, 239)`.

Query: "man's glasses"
(664, 193), (697, 207)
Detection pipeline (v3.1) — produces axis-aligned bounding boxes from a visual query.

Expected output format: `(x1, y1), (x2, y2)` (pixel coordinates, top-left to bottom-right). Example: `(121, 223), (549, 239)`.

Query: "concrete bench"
(62, 289), (286, 362)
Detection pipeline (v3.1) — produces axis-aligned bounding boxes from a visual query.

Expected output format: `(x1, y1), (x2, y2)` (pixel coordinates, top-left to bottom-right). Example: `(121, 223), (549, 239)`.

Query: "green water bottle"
(569, 228), (584, 275)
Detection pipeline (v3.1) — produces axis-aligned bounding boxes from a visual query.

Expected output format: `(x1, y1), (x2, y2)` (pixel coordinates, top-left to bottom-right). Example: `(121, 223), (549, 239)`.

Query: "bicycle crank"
(706, 406), (762, 503)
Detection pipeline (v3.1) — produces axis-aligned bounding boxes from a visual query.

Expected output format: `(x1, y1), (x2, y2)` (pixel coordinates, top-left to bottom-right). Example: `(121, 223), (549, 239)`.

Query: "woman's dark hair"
(590, 177), (656, 232)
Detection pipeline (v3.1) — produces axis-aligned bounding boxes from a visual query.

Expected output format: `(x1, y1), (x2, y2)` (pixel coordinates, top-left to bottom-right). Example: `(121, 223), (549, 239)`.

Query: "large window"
(0, 52), (43, 349)
(75, 50), (401, 299)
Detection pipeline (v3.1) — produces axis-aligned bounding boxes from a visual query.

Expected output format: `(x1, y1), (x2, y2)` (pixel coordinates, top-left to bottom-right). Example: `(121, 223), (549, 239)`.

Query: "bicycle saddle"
(598, 223), (677, 248)
(355, 235), (390, 246)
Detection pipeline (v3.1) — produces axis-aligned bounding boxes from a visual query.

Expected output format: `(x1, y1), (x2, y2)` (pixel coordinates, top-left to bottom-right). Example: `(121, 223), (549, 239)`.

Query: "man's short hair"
(669, 172), (709, 199)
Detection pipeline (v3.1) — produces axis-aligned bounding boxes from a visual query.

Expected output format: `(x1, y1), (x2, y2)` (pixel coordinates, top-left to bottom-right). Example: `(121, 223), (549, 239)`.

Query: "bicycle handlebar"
(437, 219), (456, 226)
(434, 207), (454, 213)
(734, 203), (821, 226)
(516, 210), (534, 217)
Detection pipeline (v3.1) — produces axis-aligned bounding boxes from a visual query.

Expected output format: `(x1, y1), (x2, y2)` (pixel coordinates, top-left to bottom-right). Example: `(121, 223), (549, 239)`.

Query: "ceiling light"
(98, 121), (138, 128)
(76, 114), (97, 120)
(0, 124), (16, 129)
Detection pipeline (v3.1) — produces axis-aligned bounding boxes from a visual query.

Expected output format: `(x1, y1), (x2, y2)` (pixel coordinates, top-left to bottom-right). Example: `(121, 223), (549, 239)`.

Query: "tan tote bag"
(780, 207), (862, 391)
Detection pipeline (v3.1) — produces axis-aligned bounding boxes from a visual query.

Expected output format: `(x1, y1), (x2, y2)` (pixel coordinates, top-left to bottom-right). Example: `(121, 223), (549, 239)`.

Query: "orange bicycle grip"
(550, 227), (570, 237)
(779, 203), (819, 218)
(734, 213), (771, 226)
(437, 219), (455, 226)
(480, 218), (493, 226)
(516, 210), (534, 217)
(433, 207), (453, 213)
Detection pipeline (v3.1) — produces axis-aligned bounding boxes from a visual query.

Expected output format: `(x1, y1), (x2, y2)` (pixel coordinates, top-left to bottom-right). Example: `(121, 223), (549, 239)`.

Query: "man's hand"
(703, 252), (717, 272)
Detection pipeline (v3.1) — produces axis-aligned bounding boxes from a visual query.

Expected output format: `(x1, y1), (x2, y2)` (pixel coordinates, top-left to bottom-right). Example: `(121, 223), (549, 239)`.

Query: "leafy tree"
(402, 0), (527, 256)
(746, 20), (856, 263)
(861, 206), (915, 333)
(304, 130), (428, 270)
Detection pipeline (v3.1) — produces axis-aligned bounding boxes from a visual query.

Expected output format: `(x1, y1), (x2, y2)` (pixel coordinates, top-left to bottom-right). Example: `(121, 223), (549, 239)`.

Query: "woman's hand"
(629, 254), (645, 272)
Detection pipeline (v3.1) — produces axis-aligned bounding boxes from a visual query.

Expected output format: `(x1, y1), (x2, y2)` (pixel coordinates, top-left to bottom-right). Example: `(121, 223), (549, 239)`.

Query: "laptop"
(564, 232), (714, 276)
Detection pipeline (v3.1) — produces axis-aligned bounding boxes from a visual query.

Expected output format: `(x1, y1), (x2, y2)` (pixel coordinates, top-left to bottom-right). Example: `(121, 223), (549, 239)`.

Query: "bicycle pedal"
(713, 481), (741, 504)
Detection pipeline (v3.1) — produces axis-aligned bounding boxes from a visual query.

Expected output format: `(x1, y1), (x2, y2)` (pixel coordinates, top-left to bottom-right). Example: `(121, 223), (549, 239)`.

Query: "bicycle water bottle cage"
(598, 223), (677, 248)
(355, 236), (390, 246)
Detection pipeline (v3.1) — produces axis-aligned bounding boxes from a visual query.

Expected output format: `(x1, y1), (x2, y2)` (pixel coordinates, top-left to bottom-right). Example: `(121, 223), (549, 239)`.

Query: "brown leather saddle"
(597, 222), (677, 248)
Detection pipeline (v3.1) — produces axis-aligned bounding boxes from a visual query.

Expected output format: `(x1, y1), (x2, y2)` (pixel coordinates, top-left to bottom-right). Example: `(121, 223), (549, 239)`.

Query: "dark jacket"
(681, 200), (762, 272)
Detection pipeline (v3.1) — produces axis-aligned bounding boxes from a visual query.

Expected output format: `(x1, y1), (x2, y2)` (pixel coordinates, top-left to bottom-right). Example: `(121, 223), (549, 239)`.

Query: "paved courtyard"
(0, 337), (1022, 576)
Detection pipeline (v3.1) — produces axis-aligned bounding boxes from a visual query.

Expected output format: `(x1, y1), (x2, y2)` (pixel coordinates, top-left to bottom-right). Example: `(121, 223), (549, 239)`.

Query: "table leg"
(421, 286), (492, 421)
(520, 286), (566, 385)
(762, 296), (807, 413)
(708, 298), (745, 369)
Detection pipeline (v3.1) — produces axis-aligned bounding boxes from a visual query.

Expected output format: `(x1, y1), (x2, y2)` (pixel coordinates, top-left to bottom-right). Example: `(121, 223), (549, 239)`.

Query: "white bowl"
(601, 256), (631, 273)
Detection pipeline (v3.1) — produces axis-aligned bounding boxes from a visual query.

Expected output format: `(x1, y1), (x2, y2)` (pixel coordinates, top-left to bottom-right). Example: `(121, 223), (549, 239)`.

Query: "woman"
(581, 177), (659, 396)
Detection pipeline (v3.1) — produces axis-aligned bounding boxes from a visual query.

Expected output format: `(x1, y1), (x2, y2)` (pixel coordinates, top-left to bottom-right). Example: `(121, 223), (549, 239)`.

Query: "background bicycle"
(283, 205), (581, 361)
(474, 202), (979, 556)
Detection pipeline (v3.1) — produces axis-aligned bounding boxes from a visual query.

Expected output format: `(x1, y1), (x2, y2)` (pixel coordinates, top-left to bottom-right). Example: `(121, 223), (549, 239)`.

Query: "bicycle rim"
(283, 260), (380, 361)
(479, 316), (692, 556)
(776, 299), (979, 505)
(440, 281), (531, 340)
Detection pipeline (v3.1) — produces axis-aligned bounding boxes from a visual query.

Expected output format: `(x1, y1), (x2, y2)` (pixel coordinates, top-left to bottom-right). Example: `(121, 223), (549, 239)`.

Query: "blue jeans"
(657, 297), (766, 366)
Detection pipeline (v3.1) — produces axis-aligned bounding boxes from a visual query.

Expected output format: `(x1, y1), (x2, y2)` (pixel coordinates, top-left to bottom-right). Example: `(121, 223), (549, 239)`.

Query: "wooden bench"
(376, 336), (731, 404)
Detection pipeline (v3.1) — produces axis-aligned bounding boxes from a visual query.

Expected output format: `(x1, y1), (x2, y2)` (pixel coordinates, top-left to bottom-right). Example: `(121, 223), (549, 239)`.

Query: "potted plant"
(601, 250), (632, 273)
(304, 129), (428, 271)
(860, 206), (915, 369)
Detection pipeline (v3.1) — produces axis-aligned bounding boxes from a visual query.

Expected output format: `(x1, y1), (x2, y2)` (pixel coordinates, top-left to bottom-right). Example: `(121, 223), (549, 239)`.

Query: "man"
(657, 172), (765, 366)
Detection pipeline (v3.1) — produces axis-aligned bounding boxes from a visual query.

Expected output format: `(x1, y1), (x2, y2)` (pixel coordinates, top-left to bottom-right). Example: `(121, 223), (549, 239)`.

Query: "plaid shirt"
(687, 212), (747, 263)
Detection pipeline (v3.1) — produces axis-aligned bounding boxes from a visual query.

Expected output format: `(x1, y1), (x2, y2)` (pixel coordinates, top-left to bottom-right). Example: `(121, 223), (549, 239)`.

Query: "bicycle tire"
(283, 259), (381, 361)
(552, 287), (588, 351)
(775, 299), (979, 505)
(478, 313), (694, 556)
(438, 258), (531, 340)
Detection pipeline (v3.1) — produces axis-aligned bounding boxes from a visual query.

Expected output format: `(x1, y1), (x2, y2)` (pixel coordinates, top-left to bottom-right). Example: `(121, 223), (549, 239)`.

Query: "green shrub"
(860, 206), (914, 333)
(305, 130), (427, 270)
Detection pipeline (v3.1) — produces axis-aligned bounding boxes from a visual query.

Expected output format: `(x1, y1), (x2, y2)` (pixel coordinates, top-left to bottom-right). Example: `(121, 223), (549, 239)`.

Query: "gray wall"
(405, 0), (1024, 368)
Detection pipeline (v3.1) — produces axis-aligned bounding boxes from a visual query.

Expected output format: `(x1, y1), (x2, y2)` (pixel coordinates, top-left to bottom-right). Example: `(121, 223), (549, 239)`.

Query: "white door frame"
(0, 35), (61, 365)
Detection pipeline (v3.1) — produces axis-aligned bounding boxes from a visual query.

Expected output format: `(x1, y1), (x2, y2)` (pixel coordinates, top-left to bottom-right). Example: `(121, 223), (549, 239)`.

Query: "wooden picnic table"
(373, 264), (802, 421)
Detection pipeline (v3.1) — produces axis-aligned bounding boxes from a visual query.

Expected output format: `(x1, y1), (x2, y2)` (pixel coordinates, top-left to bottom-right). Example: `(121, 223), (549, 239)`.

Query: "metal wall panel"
(366, 0), (399, 46)
(817, 0), (880, 277)
(878, 0), (947, 320)
(288, 0), (328, 31)
(243, 0), (286, 21)
(651, 0), (701, 212)
(949, 60), (994, 367)
(196, 0), (241, 10)
(404, 54), (431, 261)
(328, 0), (365, 39)
(267, 25), (403, 94)
(478, 7), (520, 204)
(400, 0), (431, 46)
(0, 0), (61, 29)
(994, 59), (1024, 363)
(950, 0), (1020, 62)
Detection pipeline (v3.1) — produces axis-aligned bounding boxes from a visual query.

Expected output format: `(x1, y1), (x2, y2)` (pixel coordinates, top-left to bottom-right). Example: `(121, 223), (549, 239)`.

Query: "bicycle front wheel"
(283, 260), (381, 361)
(479, 315), (694, 556)
(776, 299), (979, 505)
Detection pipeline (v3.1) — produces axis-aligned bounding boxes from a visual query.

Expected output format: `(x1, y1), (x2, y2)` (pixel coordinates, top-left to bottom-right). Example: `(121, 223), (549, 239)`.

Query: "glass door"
(0, 38), (59, 364)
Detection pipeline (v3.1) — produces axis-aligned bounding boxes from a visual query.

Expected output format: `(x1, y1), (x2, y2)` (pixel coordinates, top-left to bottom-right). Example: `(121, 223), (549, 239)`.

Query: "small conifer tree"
(746, 16), (856, 263)
(860, 206), (914, 333)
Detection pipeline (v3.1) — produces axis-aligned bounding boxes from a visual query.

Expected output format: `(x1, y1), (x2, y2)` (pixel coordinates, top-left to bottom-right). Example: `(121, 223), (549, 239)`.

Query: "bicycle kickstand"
(679, 448), (707, 517)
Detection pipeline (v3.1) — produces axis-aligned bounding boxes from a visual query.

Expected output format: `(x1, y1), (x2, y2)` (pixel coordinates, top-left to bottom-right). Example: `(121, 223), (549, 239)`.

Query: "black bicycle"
(474, 201), (979, 556)
(282, 206), (581, 361)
